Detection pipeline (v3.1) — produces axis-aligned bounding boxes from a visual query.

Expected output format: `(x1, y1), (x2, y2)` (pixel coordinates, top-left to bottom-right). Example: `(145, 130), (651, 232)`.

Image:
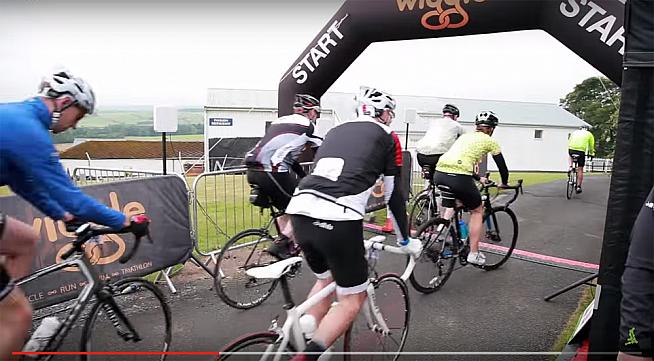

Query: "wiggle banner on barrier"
(0, 175), (193, 309)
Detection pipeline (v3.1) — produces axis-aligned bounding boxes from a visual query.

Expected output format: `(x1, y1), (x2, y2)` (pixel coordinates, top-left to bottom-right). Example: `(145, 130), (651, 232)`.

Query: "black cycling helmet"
(293, 94), (321, 113)
(475, 111), (499, 127)
(442, 104), (460, 117)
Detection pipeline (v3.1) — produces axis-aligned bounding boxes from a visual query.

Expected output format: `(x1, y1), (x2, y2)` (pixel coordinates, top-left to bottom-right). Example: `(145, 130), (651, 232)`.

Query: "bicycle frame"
(17, 253), (103, 360)
(251, 237), (418, 361)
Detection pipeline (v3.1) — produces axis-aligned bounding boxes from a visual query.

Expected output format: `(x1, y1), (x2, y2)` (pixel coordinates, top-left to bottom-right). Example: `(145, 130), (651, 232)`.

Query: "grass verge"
(550, 285), (596, 357)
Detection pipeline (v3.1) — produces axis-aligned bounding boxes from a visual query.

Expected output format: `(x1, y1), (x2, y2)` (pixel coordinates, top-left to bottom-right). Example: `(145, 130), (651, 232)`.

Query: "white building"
(205, 88), (588, 172)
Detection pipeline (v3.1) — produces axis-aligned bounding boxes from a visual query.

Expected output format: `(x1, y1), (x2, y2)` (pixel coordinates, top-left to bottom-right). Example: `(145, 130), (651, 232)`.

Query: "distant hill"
(52, 107), (204, 143)
(81, 108), (203, 128)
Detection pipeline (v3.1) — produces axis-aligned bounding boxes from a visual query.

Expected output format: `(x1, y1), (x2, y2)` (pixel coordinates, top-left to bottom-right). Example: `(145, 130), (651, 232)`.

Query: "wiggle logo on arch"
(396, 0), (486, 31)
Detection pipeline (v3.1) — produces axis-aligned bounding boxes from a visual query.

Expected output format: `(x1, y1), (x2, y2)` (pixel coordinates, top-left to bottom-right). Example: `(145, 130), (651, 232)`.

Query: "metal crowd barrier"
(585, 158), (613, 173)
(72, 167), (164, 186)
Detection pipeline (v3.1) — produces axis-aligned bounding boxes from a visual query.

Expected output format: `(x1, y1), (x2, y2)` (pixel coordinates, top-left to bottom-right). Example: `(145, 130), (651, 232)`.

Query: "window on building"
(534, 129), (543, 140)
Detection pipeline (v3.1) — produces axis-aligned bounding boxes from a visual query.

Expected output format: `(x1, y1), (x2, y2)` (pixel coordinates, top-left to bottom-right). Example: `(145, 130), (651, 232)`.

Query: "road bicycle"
(219, 234), (419, 361)
(408, 168), (439, 231)
(15, 217), (171, 361)
(214, 186), (301, 309)
(566, 154), (581, 199)
(409, 178), (523, 293)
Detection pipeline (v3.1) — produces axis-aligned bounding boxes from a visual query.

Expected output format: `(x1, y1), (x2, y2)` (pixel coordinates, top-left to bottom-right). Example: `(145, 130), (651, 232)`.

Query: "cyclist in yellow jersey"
(567, 125), (595, 194)
(435, 111), (510, 266)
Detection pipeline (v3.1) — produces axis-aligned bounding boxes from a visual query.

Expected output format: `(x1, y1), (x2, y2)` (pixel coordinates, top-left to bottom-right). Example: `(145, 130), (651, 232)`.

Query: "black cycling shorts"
(568, 150), (586, 167)
(246, 169), (297, 211)
(434, 171), (482, 210)
(290, 214), (369, 295)
(416, 153), (442, 182)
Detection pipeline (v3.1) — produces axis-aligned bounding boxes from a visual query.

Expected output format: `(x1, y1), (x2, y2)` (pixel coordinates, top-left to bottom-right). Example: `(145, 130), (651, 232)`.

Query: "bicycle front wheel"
(80, 278), (172, 361)
(220, 331), (294, 360)
(408, 193), (436, 233)
(409, 217), (456, 293)
(477, 207), (518, 270)
(214, 229), (280, 309)
(343, 274), (410, 361)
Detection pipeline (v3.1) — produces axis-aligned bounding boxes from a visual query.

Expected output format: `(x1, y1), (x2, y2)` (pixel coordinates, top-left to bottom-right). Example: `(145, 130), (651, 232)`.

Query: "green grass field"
(80, 109), (203, 128)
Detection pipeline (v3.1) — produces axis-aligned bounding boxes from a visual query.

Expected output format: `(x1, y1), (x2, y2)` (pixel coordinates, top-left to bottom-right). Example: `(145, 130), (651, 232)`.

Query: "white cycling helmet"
(39, 69), (96, 114)
(355, 86), (396, 119)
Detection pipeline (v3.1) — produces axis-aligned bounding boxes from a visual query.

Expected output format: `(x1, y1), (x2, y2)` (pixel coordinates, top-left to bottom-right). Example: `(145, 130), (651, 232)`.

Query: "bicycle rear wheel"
(566, 169), (576, 199)
(408, 217), (456, 293)
(220, 331), (294, 360)
(408, 193), (436, 233)
(80, 278), (171, 361)
(477, 207), (518, 270)
(215, 229), (280, 309)
(343, 274), (410, 361)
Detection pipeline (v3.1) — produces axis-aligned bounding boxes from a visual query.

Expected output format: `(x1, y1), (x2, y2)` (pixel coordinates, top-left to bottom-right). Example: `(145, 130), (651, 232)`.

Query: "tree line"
(52, 123), (203, 143)
(560, 76), (620, 158)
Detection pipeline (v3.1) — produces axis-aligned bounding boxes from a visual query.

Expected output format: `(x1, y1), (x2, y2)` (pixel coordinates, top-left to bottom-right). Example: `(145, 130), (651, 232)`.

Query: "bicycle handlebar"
(61, 216), (152, 264)
(480, 179), (524, 207)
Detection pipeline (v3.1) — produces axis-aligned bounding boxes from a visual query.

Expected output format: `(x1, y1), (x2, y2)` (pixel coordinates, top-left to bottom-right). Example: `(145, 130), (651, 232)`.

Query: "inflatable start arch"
(278, 0), (654, 358)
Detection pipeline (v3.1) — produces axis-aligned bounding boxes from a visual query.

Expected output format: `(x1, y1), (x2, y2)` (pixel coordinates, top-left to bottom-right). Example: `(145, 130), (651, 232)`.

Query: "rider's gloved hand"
(129, 214), (150, 238)
(397, 238), (423, 255)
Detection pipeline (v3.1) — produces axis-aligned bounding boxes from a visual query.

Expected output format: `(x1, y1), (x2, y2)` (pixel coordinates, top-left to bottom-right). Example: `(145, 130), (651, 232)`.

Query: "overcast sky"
(0, 0), (605, 108)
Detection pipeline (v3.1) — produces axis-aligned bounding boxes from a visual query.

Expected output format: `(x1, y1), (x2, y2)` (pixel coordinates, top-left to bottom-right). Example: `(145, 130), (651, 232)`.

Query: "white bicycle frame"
(244, 235), (418, 361)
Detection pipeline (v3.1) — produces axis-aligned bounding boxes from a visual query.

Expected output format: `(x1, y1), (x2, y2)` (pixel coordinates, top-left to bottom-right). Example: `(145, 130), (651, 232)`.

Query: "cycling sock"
(304, 340), (326, 361)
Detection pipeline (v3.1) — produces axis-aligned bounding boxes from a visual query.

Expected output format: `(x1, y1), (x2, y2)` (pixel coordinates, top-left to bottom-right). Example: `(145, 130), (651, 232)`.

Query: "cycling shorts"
(568, 150), (586, 167)
(434, 171), (481, 210)
(290, 214), (369, 295)
(246, 169), (297, 211)
(416, 153), (442, 183)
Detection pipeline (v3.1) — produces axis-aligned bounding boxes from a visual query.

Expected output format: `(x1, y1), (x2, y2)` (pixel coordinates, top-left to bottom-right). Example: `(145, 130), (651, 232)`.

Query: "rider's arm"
(383, 175), (409, 240)
(383, 132), (410, 241)
(6, 174), (67, 220)
(588, 132), (596, 157)
(492, 154), (510, 185)
(290, 161), (307, 178)
(10, 129), (126, 230)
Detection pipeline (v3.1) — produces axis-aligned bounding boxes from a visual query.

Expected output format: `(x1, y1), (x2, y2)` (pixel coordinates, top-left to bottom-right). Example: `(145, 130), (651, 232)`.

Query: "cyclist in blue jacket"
(0, 68), (130, 360)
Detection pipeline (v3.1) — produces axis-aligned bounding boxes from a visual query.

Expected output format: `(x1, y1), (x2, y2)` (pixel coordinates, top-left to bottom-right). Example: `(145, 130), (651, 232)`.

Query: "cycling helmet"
(475, 111), (499, 127)
(442, 104), (460, 117)
(355, 86), (396, 118)
(38, 69), (96, 114)
(293, 94), (321, 113)
(580, 124), (592, 130)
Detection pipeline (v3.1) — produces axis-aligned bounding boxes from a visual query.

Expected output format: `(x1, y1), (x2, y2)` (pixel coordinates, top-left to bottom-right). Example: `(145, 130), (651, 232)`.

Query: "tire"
(214, 229), (280, 309)
(343, 274), (410, 361)
(80, 278), (172, 361)
(566, 169), (576, 199)
(476, 207), (518, 271)
(408, 217), (457, 293)
(408, 192), (436, 234)
(220, 331), (294, 360)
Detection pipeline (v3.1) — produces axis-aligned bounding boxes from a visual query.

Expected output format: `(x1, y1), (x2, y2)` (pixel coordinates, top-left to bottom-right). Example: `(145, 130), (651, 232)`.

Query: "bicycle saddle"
(246, 257), (303, 279)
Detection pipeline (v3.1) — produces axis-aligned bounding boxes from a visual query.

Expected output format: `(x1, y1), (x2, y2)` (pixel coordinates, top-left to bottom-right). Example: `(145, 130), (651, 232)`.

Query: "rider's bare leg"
(311, 290), (367, 348)
(468, 205), (484, 253)
(577, 167), (584, 187)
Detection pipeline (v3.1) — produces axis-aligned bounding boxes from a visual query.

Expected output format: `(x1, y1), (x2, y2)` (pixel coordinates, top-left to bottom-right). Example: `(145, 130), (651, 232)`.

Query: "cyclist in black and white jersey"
(286, 86), (422, 361)
(244, 94), (323, 258)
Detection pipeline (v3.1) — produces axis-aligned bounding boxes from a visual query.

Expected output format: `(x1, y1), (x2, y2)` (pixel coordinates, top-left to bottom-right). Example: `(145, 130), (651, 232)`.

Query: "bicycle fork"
(362, 281), (391, 336)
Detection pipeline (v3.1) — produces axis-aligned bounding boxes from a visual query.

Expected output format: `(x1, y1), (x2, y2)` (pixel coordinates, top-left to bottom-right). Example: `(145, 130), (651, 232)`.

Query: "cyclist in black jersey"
(244, 94), (323, 259)
(618, 185), (654, 361)
(286, 86), (421, 361)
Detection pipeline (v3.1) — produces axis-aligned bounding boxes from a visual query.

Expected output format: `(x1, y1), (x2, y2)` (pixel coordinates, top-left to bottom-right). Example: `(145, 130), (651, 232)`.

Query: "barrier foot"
(544, 272), (598, 302)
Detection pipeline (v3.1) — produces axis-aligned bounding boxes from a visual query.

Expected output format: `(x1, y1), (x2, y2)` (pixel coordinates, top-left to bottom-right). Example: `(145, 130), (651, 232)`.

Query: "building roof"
(59, 140), (204, 160)
(206, 88), (588, 130)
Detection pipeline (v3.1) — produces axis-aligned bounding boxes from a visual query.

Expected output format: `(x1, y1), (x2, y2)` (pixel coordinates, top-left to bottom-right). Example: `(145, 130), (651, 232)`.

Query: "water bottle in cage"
(23, 316), (62, 353)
